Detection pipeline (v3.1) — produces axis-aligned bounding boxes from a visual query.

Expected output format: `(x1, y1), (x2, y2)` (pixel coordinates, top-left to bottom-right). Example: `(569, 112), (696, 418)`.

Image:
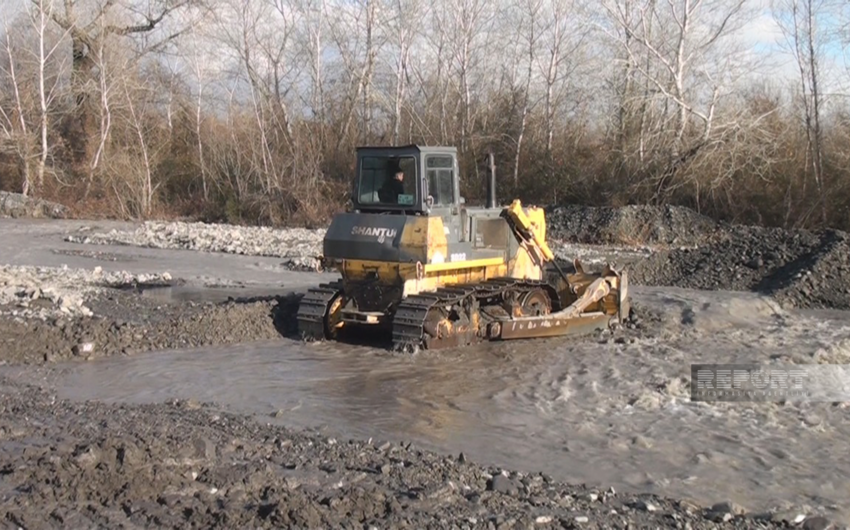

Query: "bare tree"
(600, 0), (751, 201)
(45, 0), (202, 177)
(539, 0), (576, 155)
(382, 0), (423, 145)
(0, 0), (69, 195)
(0, 19), (34, 196)
(293, 0), (327, 143)
(510, 0), (542, 185)
(186, 20), (208, 199)
(433, 0), (496, 176)
(772, 0), (835, 224)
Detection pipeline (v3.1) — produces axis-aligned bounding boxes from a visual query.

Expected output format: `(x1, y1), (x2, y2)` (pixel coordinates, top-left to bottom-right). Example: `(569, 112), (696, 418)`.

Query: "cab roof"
(355, 145), (457, 155)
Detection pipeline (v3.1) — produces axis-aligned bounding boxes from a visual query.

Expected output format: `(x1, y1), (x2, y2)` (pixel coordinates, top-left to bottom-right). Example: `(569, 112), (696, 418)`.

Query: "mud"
(24, 288), (849, 525)
(0, 289), (303, 365)
(1, 374), (807, 530)
(2, 209), (850, 528)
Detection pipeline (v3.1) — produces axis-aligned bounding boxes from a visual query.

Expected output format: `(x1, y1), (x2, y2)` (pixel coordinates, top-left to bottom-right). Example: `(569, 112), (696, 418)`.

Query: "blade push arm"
(502, 199), (571, 285)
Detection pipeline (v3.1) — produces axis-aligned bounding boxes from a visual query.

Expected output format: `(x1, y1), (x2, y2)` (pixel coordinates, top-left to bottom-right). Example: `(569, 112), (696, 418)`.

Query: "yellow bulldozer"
(296, 145), (630, 353)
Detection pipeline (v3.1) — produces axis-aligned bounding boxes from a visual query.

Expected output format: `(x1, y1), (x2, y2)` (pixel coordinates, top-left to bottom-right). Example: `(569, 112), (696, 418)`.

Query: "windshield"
(358, 155), (417, 206)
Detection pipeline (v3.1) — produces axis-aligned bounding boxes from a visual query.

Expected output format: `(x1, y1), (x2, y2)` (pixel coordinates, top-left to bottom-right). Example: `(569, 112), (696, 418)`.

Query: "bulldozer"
(296, 145), (630, 353)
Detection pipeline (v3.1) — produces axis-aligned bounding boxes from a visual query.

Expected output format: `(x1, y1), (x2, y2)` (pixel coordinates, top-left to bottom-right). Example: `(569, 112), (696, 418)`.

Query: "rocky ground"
(3, 374), (818, 530)
(547, 205), (850, 311)
(2, 203), (850, 528)
(58, 204), (850, 311)
(544, 204), (723, 247)
(0, 190), (67, 219)
(65, 221), (324, 271)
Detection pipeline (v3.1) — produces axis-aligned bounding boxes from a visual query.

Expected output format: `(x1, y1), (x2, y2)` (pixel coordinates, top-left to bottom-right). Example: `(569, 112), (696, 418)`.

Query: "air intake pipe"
(486, 151), (497, 208)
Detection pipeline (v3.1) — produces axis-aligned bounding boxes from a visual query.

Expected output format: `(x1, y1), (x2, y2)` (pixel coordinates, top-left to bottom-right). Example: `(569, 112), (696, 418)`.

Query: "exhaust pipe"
(486, 151), (497, 208)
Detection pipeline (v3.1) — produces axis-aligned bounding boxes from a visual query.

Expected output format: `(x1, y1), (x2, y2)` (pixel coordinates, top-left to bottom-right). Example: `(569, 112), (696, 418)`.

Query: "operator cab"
(353, 145), (461, 216)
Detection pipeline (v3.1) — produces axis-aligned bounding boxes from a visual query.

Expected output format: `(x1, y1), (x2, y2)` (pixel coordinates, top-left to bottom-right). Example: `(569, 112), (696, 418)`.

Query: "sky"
(3, 0), (850, 103)
(738, 0), (850, 97)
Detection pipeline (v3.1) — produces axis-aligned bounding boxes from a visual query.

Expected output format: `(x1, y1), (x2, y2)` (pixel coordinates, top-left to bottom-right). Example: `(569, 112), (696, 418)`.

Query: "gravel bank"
(0, 376), (830, 530)
(65, 221), (324, 271)
(628, 227), (850, 310)
(545, 204), (722, 247)
(0, 264), (173, 319)
(0, 190), (67, 218)
(59, 206), (850, 311)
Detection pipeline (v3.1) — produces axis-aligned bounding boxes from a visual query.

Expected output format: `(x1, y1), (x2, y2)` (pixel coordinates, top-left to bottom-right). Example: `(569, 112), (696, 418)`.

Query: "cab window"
(358, 155), (417, 206)
(426, 155), (454, 206)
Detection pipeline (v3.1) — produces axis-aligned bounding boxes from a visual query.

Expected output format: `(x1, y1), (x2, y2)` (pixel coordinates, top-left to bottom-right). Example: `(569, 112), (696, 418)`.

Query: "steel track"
(295, 281), (344, 340)
(390, 277), (560, 353)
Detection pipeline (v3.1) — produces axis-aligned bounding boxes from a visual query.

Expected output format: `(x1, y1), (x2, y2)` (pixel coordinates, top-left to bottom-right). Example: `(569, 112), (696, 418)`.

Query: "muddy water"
(51, 286), (850, 521)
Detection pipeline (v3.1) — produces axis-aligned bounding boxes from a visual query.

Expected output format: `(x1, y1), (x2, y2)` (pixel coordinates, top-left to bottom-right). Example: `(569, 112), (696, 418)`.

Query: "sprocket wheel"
(518, 288), (551, 317)
(324, 293), (345, 339)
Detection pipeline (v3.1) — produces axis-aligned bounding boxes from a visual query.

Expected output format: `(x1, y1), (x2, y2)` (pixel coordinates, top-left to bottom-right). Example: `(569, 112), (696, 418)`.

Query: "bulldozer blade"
(493, 311), (612, 340)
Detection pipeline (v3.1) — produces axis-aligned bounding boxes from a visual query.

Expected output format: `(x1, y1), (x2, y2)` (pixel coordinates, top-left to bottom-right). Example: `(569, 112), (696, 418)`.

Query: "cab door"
(424, 154), (463, 247)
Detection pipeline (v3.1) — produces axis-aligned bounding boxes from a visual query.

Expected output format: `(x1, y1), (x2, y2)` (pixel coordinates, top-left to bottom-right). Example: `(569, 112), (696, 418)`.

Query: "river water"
(44, 286), (850, 521)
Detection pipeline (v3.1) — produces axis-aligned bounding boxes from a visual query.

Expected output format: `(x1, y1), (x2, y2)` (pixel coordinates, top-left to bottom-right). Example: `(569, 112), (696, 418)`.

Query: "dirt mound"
(546, 204), (721, 246)
(543, 203), (850, 310)
(0, 191), (67, 218)
(0, 377), (818, 529)
(758, 229), (850, 309)
(631, 227), (850, 310)
(0, 290), (303, 365)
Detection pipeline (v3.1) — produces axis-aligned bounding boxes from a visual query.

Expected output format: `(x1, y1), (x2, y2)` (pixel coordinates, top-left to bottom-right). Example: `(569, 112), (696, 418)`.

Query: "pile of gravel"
(0, 378), (831, 529)
(0, 191), (67, 218)
(631, 227), (850, 310)
(545, 203), (850, 310)
(545, 203), (721, 247)
(65, 221), (324, 271)
(0, 264), (173, 319)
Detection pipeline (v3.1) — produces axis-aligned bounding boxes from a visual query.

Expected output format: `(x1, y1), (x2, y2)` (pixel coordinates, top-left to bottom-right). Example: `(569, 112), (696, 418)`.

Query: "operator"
(379, 170), (406, 203)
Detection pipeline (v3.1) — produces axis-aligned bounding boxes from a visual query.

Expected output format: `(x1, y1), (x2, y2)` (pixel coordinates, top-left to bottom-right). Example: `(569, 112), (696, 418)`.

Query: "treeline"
(1, 0), (849, 230)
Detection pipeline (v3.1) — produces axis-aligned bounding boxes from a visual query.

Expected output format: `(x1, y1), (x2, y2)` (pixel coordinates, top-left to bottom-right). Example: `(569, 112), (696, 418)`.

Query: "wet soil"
(2, 209), (850, 528)
(0, 376), (817, 530)
(0, 289), (302, 365)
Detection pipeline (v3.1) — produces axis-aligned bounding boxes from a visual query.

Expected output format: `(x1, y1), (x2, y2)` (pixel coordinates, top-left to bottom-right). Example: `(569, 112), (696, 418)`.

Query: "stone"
(72, 342), (95, 356)
(116, 441), (143, 467)
(802, 516), (832, 530)
(487, 474), (518, 495)
(73, 446), (100, 468)
(706, 512), (733, 523)
(746, 257), (763, 269)
(631, 499), (658, 512)
(710, 500), (745, 515)
(193, 437), (216, 459)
